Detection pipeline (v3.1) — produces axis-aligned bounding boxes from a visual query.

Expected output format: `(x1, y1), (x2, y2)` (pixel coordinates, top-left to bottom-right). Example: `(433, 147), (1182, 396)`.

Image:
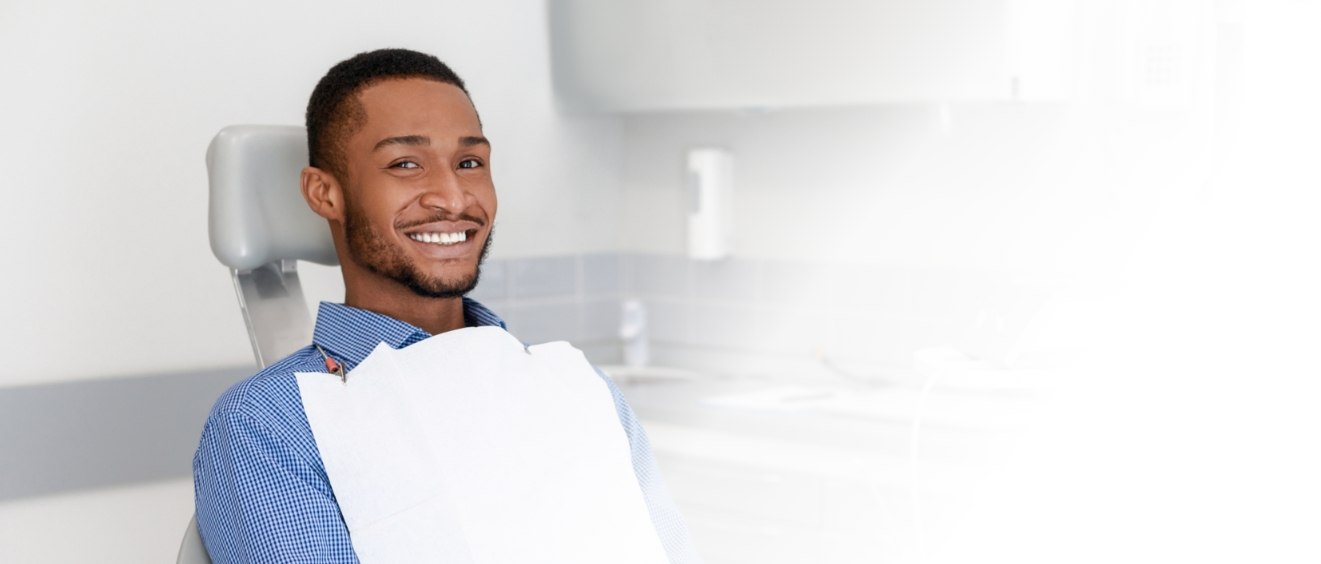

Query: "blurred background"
(2, 0), (1318, 562)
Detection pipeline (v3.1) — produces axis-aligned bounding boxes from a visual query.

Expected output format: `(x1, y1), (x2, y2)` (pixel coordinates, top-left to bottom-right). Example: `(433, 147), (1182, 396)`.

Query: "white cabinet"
(549, 0), (1074, 112)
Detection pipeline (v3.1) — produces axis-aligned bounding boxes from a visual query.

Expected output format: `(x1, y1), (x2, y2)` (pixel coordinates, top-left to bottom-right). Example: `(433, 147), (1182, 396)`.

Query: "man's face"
(337, 78), (496, 298)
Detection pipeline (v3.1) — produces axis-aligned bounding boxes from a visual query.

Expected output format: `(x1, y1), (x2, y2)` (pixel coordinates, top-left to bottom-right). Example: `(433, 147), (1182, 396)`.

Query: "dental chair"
(178, 125), (338, 563)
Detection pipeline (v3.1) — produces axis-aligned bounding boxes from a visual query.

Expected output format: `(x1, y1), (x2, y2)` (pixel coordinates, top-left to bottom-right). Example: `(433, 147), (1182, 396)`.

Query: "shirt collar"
(311, 297), (506, 371)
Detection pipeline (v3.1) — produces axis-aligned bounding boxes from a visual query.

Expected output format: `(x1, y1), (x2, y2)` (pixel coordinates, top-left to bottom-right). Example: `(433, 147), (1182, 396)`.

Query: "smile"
(408, 231), (469, 246)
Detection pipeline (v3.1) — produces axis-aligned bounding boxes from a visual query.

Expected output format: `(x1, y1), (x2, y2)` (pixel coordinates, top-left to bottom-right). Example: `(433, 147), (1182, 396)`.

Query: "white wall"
(614, 0), (1227, 284)
(0, 478), (195, 563)
(0, 0), (624, 387)
(618, 103), (1148, 281)
(607, 0), (1245, 372)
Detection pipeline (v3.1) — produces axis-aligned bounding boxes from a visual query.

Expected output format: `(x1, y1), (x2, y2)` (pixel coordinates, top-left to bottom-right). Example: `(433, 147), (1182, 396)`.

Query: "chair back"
(180, 125), (339, 563)
(207, 125), (338, 366)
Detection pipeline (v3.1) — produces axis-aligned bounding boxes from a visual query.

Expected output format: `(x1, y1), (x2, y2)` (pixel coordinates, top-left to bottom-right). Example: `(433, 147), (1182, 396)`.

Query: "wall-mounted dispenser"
(686, 148), (733, 261)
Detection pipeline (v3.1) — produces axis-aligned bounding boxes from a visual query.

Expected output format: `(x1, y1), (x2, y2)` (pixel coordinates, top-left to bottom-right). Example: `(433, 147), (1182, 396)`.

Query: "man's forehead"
(353, 78), (481, 140)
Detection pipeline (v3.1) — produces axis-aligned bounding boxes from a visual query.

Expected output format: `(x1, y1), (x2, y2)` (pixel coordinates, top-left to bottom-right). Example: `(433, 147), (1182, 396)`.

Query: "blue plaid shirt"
(194, 299), (700, 563)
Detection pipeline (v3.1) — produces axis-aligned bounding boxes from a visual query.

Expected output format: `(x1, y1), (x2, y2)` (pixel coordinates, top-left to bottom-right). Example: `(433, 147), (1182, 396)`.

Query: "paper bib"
(296, 326), (668, 564)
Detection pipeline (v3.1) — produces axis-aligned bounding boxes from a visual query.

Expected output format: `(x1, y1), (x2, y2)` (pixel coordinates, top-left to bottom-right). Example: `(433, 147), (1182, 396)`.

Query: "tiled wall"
(467, 253), (627, 364)
(470, 253), (1053, 372)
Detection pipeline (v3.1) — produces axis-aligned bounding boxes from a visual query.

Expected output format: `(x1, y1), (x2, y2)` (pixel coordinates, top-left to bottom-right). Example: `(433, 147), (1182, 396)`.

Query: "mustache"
(396, 212), (486, 230)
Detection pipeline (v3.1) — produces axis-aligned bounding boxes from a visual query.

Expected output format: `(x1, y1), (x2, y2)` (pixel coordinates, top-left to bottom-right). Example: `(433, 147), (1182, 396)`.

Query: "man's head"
(300, 49), (495, 303)
(306, 48), (471, 184)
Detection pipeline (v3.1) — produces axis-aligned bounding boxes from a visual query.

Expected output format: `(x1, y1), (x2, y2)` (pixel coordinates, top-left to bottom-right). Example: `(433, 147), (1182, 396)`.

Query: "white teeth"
(410, 231), (468, 245)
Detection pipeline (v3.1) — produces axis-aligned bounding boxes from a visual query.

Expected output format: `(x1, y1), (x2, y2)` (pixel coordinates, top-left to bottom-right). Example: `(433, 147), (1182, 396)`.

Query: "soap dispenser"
(685, 148), (733, 261)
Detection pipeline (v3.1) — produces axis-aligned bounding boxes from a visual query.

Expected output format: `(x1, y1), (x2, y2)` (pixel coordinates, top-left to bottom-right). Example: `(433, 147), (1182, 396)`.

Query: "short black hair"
(305, 48), (469, 183)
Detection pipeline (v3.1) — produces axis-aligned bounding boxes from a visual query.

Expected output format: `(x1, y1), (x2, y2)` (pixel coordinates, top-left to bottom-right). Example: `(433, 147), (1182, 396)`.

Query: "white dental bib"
(296, 326), (668, 564)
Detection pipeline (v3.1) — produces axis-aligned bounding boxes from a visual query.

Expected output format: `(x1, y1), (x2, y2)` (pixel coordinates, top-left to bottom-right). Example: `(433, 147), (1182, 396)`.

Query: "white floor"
(0, 478), (195, 564)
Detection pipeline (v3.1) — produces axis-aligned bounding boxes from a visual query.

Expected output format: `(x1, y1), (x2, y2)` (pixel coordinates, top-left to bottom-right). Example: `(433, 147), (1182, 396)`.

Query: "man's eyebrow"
(372, 135), (430, 151)
(460, 135), (491, 148)
(372, 135), (490, 151)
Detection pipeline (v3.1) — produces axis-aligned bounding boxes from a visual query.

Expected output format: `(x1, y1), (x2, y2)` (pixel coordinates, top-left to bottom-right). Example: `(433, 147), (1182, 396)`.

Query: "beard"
(342, 198), (492, 299)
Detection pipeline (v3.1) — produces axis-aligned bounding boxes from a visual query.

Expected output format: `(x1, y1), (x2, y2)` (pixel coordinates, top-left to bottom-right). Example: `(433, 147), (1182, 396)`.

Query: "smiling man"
(307, 64), (494, 334)
(193, 49), (699, 563)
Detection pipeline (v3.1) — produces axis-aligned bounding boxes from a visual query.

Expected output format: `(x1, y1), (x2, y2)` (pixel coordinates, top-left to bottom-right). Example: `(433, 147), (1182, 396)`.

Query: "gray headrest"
(207, 125), (339, 271)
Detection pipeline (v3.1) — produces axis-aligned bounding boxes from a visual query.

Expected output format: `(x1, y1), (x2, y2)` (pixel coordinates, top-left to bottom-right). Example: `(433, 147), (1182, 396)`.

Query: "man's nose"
(418, 169), (471, 213)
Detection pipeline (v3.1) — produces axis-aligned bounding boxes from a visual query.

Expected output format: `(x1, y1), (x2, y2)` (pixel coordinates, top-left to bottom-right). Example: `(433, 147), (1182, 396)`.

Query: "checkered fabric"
(193, 299), (702, 563)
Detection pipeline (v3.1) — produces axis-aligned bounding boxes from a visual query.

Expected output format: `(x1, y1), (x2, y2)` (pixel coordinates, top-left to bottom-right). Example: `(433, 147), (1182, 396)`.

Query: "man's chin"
(402, 269), (480, 299)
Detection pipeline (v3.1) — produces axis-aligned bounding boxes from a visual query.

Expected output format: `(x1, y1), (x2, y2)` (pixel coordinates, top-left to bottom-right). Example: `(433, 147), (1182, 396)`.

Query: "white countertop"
(615, 375), (1045, 564)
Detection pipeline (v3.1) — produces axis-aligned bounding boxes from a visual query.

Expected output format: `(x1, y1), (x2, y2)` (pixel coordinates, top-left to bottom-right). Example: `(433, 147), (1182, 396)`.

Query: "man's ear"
(301, 166), (344, 221)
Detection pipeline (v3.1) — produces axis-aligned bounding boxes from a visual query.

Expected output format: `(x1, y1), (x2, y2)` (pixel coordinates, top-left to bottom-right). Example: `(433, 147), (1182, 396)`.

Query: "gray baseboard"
(0, 366), (252, 502)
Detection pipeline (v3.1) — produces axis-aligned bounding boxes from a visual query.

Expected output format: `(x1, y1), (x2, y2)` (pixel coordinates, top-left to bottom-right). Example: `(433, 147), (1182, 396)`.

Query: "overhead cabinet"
(549, 0), (1073, 112)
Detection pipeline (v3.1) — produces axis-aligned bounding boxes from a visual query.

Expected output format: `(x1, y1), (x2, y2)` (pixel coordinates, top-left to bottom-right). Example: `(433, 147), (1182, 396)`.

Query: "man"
(193, 48), (699, 563)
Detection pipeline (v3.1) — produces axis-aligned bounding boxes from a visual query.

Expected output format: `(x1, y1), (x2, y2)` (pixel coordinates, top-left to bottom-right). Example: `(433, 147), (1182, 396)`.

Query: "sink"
(596, 365), (703, 385)
(700, 385), (851, 412)
(700, 385), (1037, 428)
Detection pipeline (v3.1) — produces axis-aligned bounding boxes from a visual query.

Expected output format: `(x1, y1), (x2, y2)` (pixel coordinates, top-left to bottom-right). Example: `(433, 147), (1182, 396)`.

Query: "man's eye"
(391, 160), (420, 169)
(458, 159), (482, 169)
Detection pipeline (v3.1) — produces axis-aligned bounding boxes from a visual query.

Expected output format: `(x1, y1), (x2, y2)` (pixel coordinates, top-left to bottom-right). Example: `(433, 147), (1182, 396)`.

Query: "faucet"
(619, 299), (649, 368)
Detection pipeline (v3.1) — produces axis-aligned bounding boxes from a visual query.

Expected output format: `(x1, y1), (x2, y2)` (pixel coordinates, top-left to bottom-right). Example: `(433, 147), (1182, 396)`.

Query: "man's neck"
(344, 289), (467, 336)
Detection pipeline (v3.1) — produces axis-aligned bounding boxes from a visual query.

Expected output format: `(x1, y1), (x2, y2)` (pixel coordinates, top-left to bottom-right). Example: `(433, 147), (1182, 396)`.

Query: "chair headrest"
(207, 125), (339, 271)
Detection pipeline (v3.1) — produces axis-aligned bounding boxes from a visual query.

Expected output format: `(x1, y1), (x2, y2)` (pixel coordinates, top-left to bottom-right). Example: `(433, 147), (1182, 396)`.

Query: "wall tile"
(641, 299), (691, 344)
(628, 254), (693, 298)
(483, 253), (1037, 367)
(686, 303), (760, 350)
(477, 299), (512, 325)
(753, 307), (834, 357)
(582, 253), (622, 296)
(833, 264), (913, 317)
(504, 301), (580, 344)
(577, 342), (622, 367)
(619, 253), (637, 294)
(758, 259), (840, 309)
(830, 314), (884, 366)
(467, 259), (508, 302)
(508, 256), (578, 299)
(830, 314), (952, 367)
(580, 298), (623, 342)
(693, 258), (759, 302)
